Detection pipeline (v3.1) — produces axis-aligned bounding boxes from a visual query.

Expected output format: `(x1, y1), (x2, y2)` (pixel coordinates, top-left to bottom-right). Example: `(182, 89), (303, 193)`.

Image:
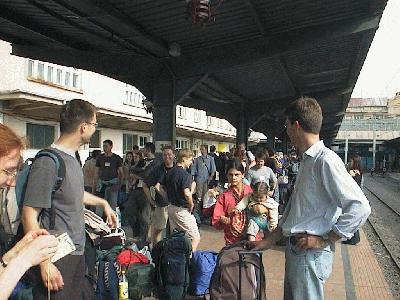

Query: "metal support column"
(344, 138), (349, 165)
(152, 81), (176, 153)
(236, 110), (248, 147)
(372, 129), (376, 168)
(265, 129), (275, 150)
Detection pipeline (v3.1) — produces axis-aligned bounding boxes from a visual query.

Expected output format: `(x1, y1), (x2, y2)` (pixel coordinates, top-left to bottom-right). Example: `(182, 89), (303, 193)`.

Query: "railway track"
(363, 185), (400, 273)
(364, 185), (400, 218)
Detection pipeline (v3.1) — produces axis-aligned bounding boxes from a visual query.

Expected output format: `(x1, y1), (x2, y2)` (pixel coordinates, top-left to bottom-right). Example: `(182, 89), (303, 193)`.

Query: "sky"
(352, 0), (400, 99)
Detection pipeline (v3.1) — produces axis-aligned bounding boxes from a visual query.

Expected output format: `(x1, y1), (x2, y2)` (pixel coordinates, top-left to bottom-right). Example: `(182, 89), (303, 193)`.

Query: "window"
(207, 116), (213, 126)
(65, 72), (70, 86)
(177, 106), (186, 119)
(125, 91), (129, 104)
(28, 60), (34, 77)
(139, 136), (148, 148)
(175, 139), (181, 150)
(89, 130), (101, 148)
(176, 139), (189, 150)
(72, 73), (79, 88)
(37, 63), (44, 80)
(194, 110), (200, 123)
(26, 123), (55, 149)
(217, 119), (223, 128)
(130, 92), (133, 105)
(56, 69), (62, 84)
(123, 133), (138, 153)
(47, 66), (54, 82)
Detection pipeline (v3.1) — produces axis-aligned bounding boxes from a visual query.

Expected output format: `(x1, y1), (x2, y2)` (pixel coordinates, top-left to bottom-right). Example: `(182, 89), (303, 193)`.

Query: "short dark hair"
(284, 96), (323, 134)
(162, 145), (173, 152)
(226, 158), (245, 174)
(103, 139), (113, 147)
(132, 145), (139, 151)
(210, 145), (216, 153)
(144, 142), (155, 154)
(255, 152), (266, 161)
(60, 99), (97, 134)
(91, 149), (101, 159)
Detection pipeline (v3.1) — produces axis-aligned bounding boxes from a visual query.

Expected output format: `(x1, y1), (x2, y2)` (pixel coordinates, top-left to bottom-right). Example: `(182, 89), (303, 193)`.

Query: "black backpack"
(152, 230), (192, 300)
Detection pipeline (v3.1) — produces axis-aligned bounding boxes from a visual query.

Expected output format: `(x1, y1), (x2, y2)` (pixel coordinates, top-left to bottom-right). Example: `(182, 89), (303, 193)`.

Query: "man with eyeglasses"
(22, 99), (117, 300)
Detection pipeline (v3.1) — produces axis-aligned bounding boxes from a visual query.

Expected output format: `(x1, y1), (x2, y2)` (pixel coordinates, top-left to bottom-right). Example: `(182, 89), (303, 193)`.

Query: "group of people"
(0, 99), (117, 299)
(0, 96), (371, 300)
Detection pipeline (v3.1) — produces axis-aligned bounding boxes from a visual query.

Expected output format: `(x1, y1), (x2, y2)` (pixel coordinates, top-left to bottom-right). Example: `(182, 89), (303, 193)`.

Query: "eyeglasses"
(86, 122), (98, 128)
(0, 168), (18, 178)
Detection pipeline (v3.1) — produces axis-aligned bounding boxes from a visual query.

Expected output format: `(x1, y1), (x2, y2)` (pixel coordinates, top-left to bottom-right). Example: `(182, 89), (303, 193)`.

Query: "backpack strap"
(35, 149), (66, 230)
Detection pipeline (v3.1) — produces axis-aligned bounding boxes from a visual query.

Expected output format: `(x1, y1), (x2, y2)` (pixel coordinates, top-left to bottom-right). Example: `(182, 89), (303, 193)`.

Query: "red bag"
(116, 249), (149, 267)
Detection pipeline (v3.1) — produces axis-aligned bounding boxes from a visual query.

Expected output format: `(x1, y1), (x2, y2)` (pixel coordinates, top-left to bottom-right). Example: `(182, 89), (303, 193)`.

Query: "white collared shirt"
(279, 140), (371, 239)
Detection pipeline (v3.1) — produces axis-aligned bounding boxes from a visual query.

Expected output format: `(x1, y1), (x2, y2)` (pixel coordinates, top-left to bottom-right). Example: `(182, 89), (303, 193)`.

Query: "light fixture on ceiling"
(168, 42), (181, 57)
(186, 0), (222, 25)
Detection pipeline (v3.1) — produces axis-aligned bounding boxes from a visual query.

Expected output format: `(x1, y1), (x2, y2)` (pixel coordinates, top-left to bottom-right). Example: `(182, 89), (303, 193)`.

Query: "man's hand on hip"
(295, 234), (328, 250)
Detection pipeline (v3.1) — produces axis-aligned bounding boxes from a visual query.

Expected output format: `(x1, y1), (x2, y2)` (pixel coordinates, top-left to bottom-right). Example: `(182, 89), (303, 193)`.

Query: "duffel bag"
(189, 250), (218, 296)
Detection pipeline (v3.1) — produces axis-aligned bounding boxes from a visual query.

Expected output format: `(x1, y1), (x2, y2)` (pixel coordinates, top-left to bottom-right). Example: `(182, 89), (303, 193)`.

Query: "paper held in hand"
(51, 232), (76, 263)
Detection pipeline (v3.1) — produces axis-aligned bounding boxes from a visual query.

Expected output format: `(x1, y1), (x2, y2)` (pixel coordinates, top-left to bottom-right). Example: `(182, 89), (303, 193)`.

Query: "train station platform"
(197, 225), (394, 300)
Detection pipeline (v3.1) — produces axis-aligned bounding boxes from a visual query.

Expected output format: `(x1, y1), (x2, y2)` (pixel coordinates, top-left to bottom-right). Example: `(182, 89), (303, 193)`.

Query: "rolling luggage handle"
(238, 250), (264, 300)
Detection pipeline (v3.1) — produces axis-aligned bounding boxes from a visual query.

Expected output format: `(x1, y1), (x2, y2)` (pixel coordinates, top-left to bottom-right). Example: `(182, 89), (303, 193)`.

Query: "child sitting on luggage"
(230, 181), (279, 241)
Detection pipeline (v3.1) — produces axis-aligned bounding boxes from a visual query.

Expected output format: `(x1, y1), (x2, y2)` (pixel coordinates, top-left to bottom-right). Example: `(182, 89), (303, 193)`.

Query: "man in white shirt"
(248, 97), (371, 300)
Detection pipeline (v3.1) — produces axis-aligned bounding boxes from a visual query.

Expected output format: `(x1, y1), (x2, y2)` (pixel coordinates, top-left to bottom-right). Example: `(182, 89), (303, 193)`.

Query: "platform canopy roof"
(0, 0), (388, 143)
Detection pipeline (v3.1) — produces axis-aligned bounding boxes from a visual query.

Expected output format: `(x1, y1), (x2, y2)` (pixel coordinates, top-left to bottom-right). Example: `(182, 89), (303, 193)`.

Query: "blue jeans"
(104, 185), (118, 210)
(284, 237), (333, 300)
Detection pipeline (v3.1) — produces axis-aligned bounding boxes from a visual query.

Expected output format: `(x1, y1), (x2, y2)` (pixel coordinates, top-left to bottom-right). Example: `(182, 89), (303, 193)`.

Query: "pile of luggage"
(85, 209), (267, 300)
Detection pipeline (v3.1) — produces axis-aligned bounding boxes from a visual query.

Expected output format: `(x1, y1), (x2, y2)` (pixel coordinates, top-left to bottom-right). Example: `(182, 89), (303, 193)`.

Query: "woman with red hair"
(0, 124), (58, 298)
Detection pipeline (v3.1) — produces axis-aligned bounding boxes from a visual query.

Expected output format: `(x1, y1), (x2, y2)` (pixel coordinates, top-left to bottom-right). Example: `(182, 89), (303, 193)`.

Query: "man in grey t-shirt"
(246, 152), (277, 193)
(22, 99), (117, 300)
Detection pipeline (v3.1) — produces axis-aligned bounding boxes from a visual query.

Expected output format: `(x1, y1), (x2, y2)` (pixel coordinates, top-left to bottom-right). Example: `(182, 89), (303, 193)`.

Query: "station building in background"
(0, 40), (265, 162)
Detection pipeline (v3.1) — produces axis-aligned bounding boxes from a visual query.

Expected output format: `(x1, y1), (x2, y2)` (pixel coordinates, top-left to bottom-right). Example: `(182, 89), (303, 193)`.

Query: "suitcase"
(238, 251), (265, 300)
(209, 241), (266, 300)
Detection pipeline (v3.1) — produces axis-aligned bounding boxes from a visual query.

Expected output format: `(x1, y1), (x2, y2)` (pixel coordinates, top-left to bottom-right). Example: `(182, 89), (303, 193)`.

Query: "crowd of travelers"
(0, 96), (371, 300)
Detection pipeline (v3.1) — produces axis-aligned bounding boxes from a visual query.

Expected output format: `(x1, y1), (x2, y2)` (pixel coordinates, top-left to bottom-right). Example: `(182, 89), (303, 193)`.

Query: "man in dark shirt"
(143, 145), (174, 246)
(156, 149), (200, 251)
(95, 140), (123, 211)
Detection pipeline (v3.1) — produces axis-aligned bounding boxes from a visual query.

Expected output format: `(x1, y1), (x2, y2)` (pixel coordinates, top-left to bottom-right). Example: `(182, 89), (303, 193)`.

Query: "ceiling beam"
(175, 74), (209, 105)
(0, 5), (76, 48)
(84, 0), (169, 57)
(205, 77), (248, 104)
(243, 0), (266, 36)
(172, 14), (381, 77)
(29, 0), (143, 54)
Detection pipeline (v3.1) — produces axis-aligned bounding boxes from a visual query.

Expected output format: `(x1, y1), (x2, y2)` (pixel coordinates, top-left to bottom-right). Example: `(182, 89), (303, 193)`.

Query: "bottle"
(119, 270), (129, 300)
(115, 207), (121, 228)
